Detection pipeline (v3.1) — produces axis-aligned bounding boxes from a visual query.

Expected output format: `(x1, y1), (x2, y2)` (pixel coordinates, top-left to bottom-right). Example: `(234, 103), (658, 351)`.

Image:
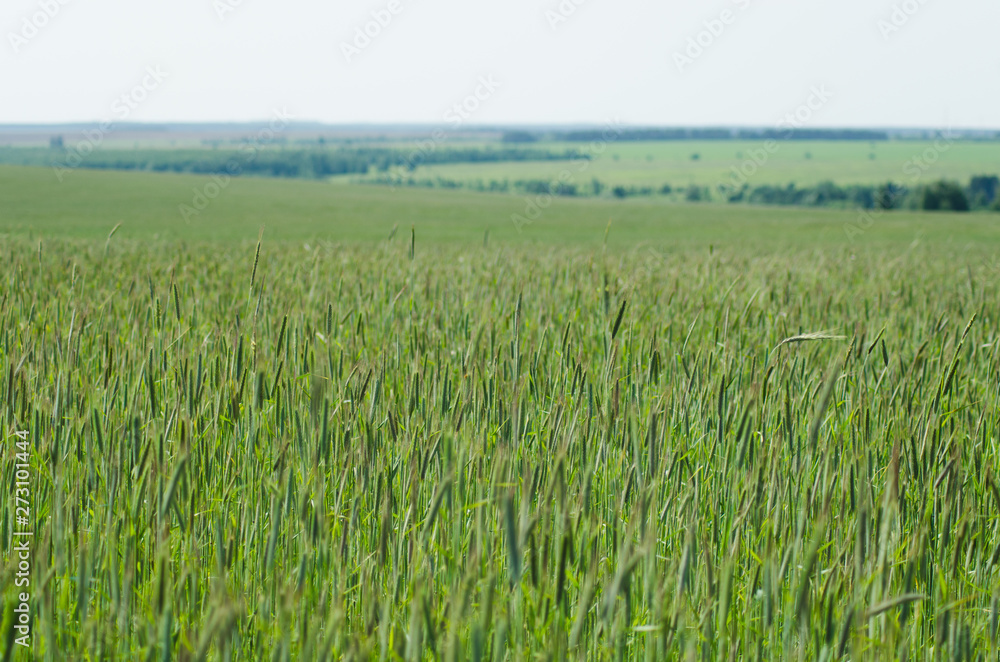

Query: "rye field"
(357, 139), (1000, 190)
(2, 166), (1000, 660)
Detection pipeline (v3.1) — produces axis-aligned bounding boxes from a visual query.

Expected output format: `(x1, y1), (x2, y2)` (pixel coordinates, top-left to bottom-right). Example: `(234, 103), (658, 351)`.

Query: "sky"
(2, 0), (998, 128)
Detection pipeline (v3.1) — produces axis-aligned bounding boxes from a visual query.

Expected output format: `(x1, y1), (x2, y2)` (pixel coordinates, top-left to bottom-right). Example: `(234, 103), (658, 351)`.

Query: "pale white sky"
(1, 0), (997, 127)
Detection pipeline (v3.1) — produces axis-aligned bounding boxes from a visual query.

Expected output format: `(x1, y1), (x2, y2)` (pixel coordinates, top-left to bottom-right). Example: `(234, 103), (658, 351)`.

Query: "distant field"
(358, 140), (1000, 190)
(2, 165), (998, 251)
(5, 138), (998, 198)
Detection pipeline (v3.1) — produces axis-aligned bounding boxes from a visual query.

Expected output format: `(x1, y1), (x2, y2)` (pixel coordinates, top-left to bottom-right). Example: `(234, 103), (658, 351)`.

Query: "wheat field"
(2, 234), (999, 660)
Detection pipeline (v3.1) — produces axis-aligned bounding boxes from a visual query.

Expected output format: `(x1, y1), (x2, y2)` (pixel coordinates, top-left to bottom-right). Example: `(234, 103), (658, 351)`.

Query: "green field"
(361, 140), (1000, 191)
(2, 164), (999, 249)
(2, 164), (1000, 659)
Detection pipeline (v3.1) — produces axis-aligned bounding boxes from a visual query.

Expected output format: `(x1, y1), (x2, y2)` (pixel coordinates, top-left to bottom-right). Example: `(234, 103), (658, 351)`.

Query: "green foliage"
(684, 185), (705, 202)
(968, 175), (999, 209)
(875, 182), (906, 210)
(501, 131), (538, 144)
(921, 180), (970, 212)
(514, 180), (578, 197)
(370, 167), (998, 214)
(1, 231), (999, 660)
(0, 145), (589, 180)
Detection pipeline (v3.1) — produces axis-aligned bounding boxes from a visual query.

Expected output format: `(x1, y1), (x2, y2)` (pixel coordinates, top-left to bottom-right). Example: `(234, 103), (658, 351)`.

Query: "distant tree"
(659, 183), (673, 195)
(591, 178), (605, 196)
(726, 184), (747, 203)
(501, 131), (538, 144)
(49, 135), (63, 149)
(806, 181), (847, 206)
(968, 175), (999, 208)
(922, 180), (969, 212)
(875, 182), (905, 210)
(690, 153), (700, 161)
(612, 186), (628, 199)
(851, 187), (875, 210)
(520, 180), (551, 195)
(685, 186), (704, 202)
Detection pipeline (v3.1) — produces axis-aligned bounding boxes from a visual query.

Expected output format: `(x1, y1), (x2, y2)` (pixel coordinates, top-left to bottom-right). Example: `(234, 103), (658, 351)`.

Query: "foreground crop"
(1, 238), (998, 660)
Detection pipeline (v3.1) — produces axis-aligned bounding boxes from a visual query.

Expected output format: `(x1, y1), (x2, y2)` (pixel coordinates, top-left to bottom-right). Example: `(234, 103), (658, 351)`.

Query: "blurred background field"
(3, 163), (999, 250)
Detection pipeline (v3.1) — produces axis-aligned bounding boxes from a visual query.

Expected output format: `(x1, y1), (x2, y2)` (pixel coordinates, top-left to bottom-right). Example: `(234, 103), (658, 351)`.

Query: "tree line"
(375, 174), (1000, 213)
(503, 128), (891, 143)
(1, 145), (589, 179)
